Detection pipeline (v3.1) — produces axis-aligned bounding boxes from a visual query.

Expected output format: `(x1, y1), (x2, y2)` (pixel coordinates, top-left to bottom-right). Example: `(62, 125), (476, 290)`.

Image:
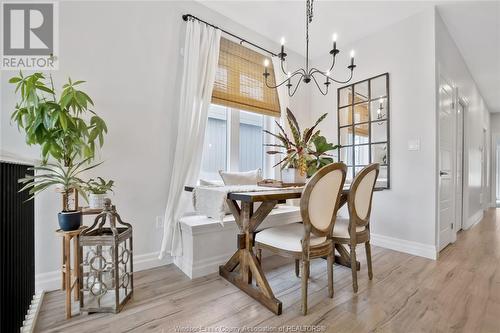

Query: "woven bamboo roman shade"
(212, 38), (281, 117)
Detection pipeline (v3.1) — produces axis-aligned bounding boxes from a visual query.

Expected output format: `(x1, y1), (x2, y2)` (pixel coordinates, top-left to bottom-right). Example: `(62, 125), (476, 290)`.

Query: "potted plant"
(306, 136), (338, 177)
(19, 159), (101, 231)
(264, 108), (339, 183)
(85, 177), (114, 209)
(9, 72), (108, 230)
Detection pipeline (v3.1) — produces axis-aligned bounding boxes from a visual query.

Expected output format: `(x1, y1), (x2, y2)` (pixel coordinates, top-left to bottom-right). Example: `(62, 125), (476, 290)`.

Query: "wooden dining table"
(184, 185), (364, 315)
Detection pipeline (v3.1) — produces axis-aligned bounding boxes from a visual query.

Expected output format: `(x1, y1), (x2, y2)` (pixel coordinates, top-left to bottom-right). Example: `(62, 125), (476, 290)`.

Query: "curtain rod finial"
(182, 14), (190, 21)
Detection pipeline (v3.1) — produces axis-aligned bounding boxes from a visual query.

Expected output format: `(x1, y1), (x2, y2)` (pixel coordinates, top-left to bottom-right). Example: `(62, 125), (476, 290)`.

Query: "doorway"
(438, 83), (455, 251)
(438, 81), (467, 250)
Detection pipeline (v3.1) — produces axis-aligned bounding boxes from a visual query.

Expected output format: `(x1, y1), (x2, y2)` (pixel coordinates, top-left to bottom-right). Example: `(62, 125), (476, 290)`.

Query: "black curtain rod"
(182, 14), (277, 57)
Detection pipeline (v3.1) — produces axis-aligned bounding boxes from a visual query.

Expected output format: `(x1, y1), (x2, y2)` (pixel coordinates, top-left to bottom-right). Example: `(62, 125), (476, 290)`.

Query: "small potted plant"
(85, 177), (114, 209)
(264, 108), (339, 183)
(19, 159), (101, 231)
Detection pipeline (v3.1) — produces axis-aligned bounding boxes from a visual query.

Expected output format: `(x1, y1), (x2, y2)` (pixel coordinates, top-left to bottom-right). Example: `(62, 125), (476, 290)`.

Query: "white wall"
(307, 9), (438, 257)
(0, 1), (306, 290)
(435, 10), (491, 227)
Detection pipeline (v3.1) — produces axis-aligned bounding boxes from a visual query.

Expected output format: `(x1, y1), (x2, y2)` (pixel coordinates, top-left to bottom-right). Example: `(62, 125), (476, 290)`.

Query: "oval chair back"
(348, 163), (379, 230)
(300, 162), (347, 238)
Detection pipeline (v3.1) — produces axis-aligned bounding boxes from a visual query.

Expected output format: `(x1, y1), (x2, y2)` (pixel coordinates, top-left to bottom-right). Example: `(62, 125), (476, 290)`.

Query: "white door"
(438, 85), (455, 251)
(455, 102), (464, 231)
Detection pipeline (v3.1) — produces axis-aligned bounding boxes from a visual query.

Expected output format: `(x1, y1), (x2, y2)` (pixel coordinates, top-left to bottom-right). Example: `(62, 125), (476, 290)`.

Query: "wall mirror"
(337, 73), (390, 188)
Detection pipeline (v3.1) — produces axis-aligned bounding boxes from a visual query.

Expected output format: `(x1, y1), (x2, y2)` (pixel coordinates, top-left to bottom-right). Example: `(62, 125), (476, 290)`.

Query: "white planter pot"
(88, 193), (107, 209)
(281, 168), (307, 184)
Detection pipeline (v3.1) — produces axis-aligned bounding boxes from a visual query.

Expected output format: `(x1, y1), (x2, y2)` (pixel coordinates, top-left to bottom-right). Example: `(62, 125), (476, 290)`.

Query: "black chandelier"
(263, 0), (356, 96)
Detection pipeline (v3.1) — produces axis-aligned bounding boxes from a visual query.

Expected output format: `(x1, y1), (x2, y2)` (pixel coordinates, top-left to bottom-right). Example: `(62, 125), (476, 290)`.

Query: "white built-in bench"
(174, 204), (302, 279)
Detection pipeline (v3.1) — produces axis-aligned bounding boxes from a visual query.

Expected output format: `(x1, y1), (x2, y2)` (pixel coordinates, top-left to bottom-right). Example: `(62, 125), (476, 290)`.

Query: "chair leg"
(365, 241), (373, 280)
(301, 260), (309, 315)
(295, 259), (300, 277)
(327, 250), (334, 298)
(350, 244), (358, 293)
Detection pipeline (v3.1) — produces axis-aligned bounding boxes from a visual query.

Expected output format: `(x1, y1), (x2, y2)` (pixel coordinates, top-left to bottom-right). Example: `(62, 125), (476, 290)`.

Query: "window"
(200, 104), (275, 181)
(239, 111), (264, 172)
(199, 105), (227, 180)
(337, 73), (390, 188)
(200, 37), (282, 182)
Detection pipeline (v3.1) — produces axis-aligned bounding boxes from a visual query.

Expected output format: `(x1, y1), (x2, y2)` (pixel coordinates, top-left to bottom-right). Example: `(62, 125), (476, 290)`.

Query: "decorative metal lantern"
(79, 199), (133, 313)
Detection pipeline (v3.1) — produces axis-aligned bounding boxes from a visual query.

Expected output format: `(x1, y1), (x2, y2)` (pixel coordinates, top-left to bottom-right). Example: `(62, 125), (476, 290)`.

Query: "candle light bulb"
(264, 59), (269, 67)
(287, 71), (291, 78)
(332, 33), (338, 42)
(350, 50), (355, 58)
(325, 70), (330, 76)
(280, 37), (286, 45)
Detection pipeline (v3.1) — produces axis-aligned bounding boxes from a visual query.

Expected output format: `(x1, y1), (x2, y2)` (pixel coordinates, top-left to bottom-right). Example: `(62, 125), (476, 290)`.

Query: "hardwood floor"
(36, 209), (500, 332)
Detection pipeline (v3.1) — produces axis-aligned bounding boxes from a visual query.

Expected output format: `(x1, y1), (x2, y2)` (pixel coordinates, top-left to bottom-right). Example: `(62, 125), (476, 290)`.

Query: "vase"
(89, 193), (107, 209)
(282, 168), (307, 184)
(58, 211), (82, 231)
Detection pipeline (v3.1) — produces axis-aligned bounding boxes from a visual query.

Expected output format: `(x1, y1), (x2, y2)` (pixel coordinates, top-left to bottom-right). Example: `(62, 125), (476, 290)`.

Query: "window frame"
(337, 73), (390, 188)
(200, 104), (277, 181)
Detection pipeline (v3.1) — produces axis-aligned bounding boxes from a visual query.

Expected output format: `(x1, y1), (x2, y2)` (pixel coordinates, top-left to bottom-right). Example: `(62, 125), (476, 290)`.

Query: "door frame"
(492, 133), (500, 207)
(437, 76), (456, 250)
(454, 97), (467, 236)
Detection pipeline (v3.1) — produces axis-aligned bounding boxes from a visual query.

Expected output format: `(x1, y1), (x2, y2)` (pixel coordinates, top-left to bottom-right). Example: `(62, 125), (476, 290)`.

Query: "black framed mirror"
(337, 73), (390, 188)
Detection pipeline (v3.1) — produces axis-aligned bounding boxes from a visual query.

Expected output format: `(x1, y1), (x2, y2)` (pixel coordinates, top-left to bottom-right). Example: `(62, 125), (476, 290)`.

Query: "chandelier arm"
(280, 58), (288, 76)
(314, 69), (354, 84)
(308, 67), (325, 76)
(265, 71), (303, 89)
(328, 54), (337, 72)
(327, 70), (354, 84)
(311, 73), (328, 96)
(289, 74), (304, 97)
(279, 58), (307, 77)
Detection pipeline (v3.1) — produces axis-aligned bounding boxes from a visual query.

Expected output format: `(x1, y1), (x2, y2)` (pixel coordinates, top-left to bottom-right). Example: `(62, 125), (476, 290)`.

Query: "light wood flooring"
(36, 209), (500, 332)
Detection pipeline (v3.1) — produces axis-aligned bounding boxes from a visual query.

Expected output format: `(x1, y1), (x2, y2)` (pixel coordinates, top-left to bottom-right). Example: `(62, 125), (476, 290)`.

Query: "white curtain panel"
(159, 21), (221, 258)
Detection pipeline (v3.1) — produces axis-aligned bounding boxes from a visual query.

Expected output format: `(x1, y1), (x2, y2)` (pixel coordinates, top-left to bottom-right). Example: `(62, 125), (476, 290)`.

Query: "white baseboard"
(464, 210), (483, 230)
(35, 251), (172, 292)
(371, 233), (437, 260)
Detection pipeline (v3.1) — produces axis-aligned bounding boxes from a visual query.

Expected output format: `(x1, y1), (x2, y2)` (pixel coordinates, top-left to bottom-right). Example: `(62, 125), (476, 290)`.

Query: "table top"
(185, 185), (356, 203)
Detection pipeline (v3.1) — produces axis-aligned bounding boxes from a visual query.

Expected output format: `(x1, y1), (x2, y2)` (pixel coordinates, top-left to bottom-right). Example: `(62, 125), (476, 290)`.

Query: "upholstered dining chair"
(332, 163), (379, 293)
(255, 163), (347, 315)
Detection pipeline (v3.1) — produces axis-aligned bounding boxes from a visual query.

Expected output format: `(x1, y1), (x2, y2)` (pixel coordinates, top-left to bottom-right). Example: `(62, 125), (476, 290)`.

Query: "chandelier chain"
(263, 0), (355, 96)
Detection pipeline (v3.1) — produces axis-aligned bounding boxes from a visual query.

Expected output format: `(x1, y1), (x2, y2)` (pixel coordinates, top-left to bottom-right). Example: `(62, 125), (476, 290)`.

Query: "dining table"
(184, 184), (368, 315)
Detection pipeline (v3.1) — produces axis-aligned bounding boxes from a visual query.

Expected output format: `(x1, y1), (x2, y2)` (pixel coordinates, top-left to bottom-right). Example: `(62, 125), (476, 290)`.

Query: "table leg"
(64, 236), (72, 319)
(73, 235), (79, 300)
(219, 200), (282, 315)
(334, 244), (360, 271)
(61, 237), (66, 290)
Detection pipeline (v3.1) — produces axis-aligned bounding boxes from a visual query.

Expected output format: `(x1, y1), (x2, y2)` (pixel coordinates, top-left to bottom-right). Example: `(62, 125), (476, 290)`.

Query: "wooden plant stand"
(56, 226), (86, 319)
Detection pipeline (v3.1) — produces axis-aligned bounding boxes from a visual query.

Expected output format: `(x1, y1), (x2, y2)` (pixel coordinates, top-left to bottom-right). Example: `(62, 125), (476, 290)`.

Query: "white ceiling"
(437, 1), (500, 112)
(199, 1), (500, 112)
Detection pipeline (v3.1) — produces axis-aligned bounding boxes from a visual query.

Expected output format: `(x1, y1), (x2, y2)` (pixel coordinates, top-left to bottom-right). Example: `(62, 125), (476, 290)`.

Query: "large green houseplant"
(10, 72), (108, 230)
(264, 108), (339, 182)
